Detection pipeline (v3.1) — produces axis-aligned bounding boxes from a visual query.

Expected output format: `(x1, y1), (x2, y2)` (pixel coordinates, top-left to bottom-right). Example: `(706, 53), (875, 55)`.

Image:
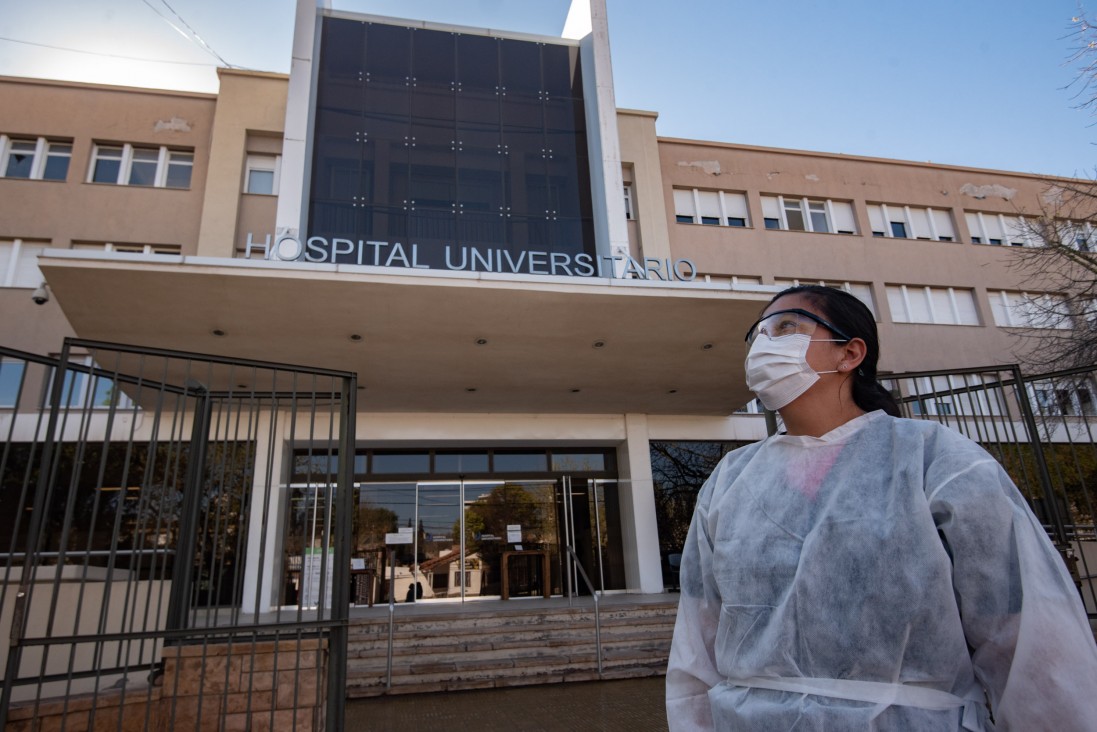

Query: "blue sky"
(1, 1), (1094, 177)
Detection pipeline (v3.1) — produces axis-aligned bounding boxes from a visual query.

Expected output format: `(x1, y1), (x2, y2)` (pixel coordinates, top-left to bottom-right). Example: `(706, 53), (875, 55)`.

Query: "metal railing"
(565, 546), (603, 678)
(881, 363), (1097, 617)
(0, 340), (357, 731)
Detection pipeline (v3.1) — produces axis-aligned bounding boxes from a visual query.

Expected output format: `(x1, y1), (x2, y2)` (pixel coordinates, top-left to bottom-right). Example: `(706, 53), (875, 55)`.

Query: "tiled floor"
(346, 677), (669, 731)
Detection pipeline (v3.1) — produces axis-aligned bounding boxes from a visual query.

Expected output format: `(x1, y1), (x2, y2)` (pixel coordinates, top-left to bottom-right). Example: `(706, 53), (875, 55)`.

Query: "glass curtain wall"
(309, 16), (595, 271)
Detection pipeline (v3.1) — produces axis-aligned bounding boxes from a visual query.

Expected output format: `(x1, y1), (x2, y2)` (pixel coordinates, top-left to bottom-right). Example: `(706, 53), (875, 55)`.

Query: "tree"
(650, 441), (746, 554)
(1001, 14), (1097, 371)
(1007, 188), (1097, 370)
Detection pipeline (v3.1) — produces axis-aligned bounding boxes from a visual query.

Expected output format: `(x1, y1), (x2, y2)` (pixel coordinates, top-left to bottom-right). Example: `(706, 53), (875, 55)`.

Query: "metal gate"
(881, 363), (1097, 617)
(0, 340), (356, 731)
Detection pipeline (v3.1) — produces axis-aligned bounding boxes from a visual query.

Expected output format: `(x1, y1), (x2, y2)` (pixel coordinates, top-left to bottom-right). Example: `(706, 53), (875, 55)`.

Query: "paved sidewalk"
(346, 677), (669, 731)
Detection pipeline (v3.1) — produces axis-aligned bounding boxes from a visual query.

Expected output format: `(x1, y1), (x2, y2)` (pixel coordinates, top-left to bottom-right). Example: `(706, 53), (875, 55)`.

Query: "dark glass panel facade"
(308, 16), (595, 274)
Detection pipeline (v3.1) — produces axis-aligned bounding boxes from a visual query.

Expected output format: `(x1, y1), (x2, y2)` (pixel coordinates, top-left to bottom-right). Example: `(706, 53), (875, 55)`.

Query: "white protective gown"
(666, 411), (1097, 731)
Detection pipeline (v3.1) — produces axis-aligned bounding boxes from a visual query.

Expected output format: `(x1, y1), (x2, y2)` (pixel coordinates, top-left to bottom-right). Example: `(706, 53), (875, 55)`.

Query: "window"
(0, 135), (72, 181)
(760, 196), (856, 234)
(868, 204), (955, 241)
(774, 278), (876, 317)
(783, 199), (806, 231)
(988, 290), (1072, 329)
(0, 239), (48, 288)
(880, 372), (1002, 418)
(245, 154), (280, 195)
(964, 211), (1032, 247)
(886, 285), (979, 325)
(808, 201), (829, 233)
(0, 360), (25, 408)
(88, 143), (193, 189)
(623, 184), (633, 220)
(891, 373), (1002, 417)
(1029, 379), (1097, 416)
(72, 241), (182, 256)
(673, 188), (750, 228)
(1055, 220), (1094, 252)
(43, 355), (133, 410)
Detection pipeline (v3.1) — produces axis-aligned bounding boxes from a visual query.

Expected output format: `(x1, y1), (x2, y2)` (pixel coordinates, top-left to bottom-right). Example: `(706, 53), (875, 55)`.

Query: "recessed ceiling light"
(592, 339), (606, 349)
(668, 389), (678, 394)
(466, 387), (478, 392)
(211, 329), (226, 337)
(350, 334), (363, 341)
(570, 388), (581, 393)
(236, 384), (247, 389)
(701, 343), (714, 350)
(475, 338), (488, 345)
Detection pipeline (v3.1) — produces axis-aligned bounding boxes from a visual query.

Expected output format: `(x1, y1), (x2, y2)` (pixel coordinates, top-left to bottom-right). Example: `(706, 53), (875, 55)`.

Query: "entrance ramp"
(346, 595), (678, 696)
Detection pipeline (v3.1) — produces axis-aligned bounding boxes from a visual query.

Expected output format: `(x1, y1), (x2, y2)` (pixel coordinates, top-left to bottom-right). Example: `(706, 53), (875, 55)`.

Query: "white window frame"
(887, 284), (979, 325)
(0, 135), (72, 181)
(673, 187), (750, 227)
(88, 143), (193, 189)
(766, 196), (854, 234)
(71, 242), (182, 257)
(773, 278), (876, 317)
(966, 211), (1035, 247)
(869, 204), (955, 241)
(245, 154), (281, 196)
(1027, 378), (1097, 416)
(989, 290), (1072, 329)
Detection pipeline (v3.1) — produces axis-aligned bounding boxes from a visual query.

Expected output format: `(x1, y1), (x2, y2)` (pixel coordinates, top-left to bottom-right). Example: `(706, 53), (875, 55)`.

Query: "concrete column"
(567, 0), (630, 277)
(241, 409), (287, 615)
(277, 0), (330, 240)
(616, 413), (665, 593)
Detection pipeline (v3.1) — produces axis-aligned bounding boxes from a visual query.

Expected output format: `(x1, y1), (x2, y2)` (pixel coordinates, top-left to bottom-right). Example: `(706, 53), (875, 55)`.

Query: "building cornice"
(655, 135), (1087, 184)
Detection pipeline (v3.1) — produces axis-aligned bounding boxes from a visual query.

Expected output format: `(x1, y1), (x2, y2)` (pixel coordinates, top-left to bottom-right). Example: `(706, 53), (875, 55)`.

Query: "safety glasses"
(744, 308), (853, 345)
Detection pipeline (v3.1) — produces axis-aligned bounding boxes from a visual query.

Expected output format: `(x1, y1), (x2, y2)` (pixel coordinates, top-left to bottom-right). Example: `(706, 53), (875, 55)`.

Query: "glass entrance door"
(285, 474), (626, 608)
(560, 478), (628, 596)
(352, 479), (563, 603)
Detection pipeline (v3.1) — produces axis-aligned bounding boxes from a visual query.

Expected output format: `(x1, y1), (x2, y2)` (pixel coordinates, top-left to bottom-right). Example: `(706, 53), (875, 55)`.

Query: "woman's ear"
(839, 338), (867, 372)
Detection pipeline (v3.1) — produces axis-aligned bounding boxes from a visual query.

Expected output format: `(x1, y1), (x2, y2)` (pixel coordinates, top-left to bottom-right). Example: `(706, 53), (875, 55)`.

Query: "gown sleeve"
(665, 462), (730, 732)
(926, 433), (1097, 731)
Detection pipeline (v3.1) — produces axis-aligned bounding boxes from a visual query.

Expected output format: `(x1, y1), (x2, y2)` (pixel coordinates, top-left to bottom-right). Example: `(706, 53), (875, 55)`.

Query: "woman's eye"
(776, 319), (797, 333)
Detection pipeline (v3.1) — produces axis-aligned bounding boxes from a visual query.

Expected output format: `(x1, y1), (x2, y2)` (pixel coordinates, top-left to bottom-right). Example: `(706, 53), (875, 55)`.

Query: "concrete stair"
(346, 598), (677, 696)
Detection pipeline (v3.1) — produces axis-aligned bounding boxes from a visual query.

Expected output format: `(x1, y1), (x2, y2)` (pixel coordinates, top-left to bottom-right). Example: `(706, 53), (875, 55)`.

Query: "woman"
(666, 285), (1097, 730)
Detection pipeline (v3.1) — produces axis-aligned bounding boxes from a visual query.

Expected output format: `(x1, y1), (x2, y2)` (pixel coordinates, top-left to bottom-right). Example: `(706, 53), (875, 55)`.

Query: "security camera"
(31, 282), (49, 306)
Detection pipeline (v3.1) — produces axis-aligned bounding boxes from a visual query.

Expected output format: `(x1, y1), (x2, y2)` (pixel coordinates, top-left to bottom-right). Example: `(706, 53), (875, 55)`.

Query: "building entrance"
(283, 470), (625, 607)
(285, 446), (623, 606)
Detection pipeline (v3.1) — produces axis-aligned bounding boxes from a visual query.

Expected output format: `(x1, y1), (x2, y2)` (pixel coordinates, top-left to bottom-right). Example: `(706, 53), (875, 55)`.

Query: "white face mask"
(745, 334), (840, 411)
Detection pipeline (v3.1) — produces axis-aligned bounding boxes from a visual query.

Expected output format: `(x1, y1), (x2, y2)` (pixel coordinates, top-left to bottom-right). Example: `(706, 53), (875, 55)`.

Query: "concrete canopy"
(39, 252), (773, 416)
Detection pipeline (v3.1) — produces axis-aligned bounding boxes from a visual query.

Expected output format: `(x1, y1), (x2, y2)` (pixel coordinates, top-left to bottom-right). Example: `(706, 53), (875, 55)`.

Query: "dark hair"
(765, 285), (901, 417)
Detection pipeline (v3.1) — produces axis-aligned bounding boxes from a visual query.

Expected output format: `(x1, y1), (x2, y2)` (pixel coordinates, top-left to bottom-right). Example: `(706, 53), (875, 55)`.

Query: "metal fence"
(881, 363), (1097, 617)
(0, 340), (356, 731)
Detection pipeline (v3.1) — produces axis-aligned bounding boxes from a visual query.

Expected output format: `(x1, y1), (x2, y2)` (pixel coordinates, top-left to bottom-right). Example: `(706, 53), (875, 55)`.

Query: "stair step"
(344, 598), (677, 696)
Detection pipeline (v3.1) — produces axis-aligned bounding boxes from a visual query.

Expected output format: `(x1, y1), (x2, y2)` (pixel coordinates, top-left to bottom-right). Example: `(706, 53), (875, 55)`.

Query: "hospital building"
(1, 0), (1094, 728)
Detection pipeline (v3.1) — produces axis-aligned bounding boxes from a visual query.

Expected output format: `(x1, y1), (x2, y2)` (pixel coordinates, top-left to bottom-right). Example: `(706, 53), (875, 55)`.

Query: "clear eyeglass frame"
(744, 308), (852, 345)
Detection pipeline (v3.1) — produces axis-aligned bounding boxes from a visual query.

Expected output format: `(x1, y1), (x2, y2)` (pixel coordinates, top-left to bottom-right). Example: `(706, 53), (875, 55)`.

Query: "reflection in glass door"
(351, 480), (563, 603)
(284, 475), (624, 608)
(463, 480), (559, 599)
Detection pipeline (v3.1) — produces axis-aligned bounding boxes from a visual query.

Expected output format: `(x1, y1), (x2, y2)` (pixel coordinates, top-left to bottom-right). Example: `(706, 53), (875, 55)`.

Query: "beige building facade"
(1, 6), (1093, 611)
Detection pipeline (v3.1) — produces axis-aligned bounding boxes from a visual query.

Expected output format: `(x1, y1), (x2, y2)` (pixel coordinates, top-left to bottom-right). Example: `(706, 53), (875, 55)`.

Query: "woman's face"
(760, 294), (846, 375)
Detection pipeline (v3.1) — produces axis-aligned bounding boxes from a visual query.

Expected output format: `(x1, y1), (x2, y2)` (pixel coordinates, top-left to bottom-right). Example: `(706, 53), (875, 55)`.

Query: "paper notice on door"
(506, 524), (522, 543)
